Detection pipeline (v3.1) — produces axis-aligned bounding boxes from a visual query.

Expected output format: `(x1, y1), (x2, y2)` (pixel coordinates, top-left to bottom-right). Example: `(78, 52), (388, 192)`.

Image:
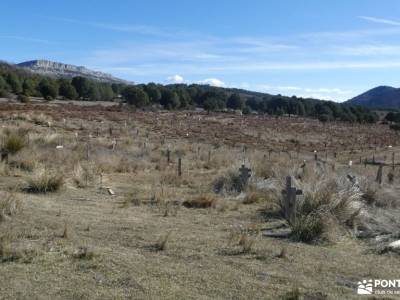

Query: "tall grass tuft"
(0, 192), (22, 221)
(2, 130), (27, 154)
(285, 175), (362, 243)
(25, 168), (64, 193)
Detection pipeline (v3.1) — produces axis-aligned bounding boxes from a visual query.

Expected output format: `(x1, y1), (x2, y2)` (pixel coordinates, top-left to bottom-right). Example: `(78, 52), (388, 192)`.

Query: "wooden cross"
(239, 165), (251, 186)
(282, 176), (303, 224)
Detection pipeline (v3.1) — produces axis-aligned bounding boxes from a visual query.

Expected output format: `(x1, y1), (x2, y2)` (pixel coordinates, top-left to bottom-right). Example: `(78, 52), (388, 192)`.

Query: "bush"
(72, 162), (98, 188)
(0, 90), (10, 98)
(17, 94), (30, 103)
(284, 176), (362, 243)
(2, 131), (27, 154)
(25, 169), (64, 193)
(390, 123), (400, 131)
(291, 212), (325, 243)
(213, 171), (244, 194)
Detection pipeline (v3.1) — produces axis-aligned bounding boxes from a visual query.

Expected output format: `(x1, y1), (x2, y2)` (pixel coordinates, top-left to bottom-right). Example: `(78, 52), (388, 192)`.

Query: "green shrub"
(17, 94), (30, 103)
(291, 212), (325, 243)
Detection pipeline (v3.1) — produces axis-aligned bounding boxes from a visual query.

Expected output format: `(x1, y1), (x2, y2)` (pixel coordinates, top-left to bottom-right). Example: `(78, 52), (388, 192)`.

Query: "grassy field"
(0, 101), (399, 299)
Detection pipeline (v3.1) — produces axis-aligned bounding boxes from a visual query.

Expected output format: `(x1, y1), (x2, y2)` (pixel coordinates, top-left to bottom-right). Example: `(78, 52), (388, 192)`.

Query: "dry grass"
(1, 130), (27, 154)
(25, 168), (64, 193)
(154, 232), (171, 251)
(0, 106), (398, 299)
(242, 191), (264, 204)
(72, 246), (94, 260)
(288, 175), (362, 243)
(0, 192), (21, 221)
(72, 161), (98, 188)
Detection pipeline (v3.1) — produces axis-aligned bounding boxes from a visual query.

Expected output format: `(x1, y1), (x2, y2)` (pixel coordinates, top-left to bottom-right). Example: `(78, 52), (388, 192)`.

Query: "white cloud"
(359, 16), (400, 26)
(254, 84), (353, 102)
(166, 74), (184, 84)
(196, 78), (226, 87)
(277, 86), (302, 91)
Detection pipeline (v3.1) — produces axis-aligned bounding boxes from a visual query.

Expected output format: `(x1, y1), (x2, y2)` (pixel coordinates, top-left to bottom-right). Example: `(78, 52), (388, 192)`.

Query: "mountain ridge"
(16, 59), (129, 84)
(347, 86), (400, 109)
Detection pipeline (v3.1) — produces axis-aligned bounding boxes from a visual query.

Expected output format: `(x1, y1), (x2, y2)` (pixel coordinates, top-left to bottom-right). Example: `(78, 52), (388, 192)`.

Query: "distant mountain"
(347, 86), (400, 109)
(17, 60), (128, 84)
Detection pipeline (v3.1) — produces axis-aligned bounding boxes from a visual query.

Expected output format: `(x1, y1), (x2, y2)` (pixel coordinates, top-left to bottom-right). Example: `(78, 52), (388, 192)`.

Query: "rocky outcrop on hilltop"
(17, 60), (128, 84)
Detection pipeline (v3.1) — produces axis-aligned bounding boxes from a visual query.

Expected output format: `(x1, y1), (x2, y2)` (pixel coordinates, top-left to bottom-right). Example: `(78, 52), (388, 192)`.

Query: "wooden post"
(167, 149), (171, 164)
(178, 157), (182, 177)
(86, 142), (90, 161)
(376, 165), (383, 185)
(392, 152), (395, 171)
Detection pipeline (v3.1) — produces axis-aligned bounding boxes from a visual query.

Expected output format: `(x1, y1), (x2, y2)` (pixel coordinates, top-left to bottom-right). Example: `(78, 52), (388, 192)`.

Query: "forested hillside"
(0, 62), (377, 123)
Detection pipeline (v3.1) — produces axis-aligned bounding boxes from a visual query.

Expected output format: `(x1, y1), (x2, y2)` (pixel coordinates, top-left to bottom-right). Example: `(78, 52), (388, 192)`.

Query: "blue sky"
(2, 0), (400, 101)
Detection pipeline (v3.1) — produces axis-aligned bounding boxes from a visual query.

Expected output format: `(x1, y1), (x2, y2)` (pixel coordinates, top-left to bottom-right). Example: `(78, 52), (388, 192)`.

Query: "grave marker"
(282, 176), (302, 224)
(239, 165), (252, 186)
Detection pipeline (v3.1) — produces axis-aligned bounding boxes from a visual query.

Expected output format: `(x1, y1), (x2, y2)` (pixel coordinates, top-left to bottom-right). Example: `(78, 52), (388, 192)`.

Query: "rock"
(17, 60), (129, 84)
(388, 240), (400, 250)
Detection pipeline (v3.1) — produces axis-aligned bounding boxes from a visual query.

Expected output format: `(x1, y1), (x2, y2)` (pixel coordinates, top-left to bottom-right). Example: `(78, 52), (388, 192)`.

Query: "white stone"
(388, 240), (400, 249)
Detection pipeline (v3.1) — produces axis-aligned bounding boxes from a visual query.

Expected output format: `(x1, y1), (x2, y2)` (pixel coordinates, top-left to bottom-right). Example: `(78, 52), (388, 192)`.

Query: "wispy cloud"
(0, 35), (53, 44)
(336, 44), (400, 56)
(255, 84), (353, 101)
(44, 16), (400, 101)
(48, 16), (195, 38)
(359, 16), (400, 26)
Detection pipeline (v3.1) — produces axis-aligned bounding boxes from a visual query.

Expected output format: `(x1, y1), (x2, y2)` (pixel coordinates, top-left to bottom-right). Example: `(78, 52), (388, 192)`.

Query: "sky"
(1, 0), (400, 102)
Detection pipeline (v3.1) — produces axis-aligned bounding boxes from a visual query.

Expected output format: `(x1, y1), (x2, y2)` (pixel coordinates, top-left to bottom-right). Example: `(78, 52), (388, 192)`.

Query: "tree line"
(0, 62), (378, 123)
(385, 112), (400, 131)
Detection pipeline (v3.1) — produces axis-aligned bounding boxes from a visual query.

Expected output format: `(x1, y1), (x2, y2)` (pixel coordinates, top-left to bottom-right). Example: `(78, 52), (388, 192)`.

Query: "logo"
(356, 279), (400, 295)
(357, 280), (373, 295)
